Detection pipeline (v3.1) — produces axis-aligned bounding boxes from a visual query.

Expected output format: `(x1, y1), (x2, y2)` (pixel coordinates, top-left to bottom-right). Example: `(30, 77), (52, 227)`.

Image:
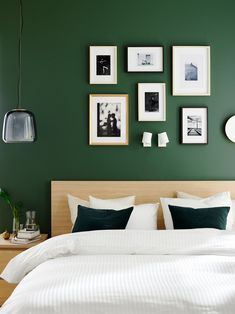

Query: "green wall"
(0, 0), (235, 234)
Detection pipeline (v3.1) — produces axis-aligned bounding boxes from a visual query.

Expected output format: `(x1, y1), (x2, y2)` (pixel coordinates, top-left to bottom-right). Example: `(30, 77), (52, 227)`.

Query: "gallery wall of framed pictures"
(88, 45), (211, 146)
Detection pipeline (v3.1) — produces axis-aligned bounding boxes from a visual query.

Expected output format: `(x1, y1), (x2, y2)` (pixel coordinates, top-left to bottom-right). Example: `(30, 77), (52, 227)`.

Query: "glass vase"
(12, 216), (20, 234)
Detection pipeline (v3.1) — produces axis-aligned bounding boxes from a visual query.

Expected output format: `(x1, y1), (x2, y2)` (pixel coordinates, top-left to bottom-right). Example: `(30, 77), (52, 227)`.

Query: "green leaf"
(0, 189), (23, 218)
(0, 188), (12, 204)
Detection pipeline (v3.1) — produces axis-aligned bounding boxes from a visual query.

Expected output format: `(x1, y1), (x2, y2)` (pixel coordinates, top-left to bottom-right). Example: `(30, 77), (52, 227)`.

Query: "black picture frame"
(127, 46), (164, 73)
(181, 107), (208, 145)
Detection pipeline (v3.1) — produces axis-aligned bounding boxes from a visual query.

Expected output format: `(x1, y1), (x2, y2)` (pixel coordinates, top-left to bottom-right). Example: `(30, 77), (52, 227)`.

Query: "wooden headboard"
(51, 181), (235, 236)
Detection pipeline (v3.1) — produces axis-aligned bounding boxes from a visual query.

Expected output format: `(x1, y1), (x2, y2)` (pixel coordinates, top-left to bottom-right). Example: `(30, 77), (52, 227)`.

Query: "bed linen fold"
(1, 229), (235, 284)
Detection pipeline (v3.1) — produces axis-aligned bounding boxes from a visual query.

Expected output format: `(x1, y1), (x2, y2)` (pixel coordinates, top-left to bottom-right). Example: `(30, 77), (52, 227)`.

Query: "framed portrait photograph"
(172, 46), (210, 96)
(138, 83), (166, 121)
(89, 46), (117, 84)
(181, 107), (208, 144)
(127, 46), (163, 72)
(89, 94), (128, 145)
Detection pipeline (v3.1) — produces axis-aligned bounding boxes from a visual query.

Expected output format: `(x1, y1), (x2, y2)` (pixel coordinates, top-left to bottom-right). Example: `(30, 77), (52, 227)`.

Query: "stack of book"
(11, 229), (41, 244)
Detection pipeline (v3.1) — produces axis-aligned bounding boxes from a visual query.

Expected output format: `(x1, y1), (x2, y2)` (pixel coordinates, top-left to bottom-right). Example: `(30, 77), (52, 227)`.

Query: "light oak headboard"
(51, 181), (235, 237)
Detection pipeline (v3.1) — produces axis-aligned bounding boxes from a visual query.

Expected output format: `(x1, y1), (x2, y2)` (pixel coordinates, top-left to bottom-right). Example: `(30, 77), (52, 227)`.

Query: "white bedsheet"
(1, 229), (235, 314)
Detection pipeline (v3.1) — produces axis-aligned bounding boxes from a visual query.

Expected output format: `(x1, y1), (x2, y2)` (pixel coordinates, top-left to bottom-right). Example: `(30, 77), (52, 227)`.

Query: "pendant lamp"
(2, 0), (36, 143)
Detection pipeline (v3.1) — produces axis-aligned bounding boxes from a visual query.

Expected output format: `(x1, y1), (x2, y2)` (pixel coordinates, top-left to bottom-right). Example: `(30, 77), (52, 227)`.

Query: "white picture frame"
(127, 46), (164, 72)
(89, 46), (117, 84)
(138, 83), (166, 121)
(89, 94), (128, 145)
(181, 107), (208, 144)
(172, 46), (211, 96)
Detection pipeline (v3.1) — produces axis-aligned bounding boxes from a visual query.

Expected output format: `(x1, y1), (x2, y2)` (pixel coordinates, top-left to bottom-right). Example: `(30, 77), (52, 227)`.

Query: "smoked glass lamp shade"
(2, 109), (36, 143)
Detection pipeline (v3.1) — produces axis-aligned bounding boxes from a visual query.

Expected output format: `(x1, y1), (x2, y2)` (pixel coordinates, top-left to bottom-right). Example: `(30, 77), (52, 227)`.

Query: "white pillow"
(161, 191), (233, 230)
(67, 194), (89, 225)
(125, 204), (158, 229)
(176, 191), (234, 229)
(89, 195), (135, 210)
(232, 201), (235, 227)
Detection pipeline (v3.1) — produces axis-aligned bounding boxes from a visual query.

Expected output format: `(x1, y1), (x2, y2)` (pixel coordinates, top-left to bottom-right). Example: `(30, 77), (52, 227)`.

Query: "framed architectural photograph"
(89, 46), (117, 84)
(127, 46), (163, 72)
(89, 94), (128, 145)
(181, 107), (208, 144)
(172, 46), (210, 96)
(138, 83), (166, 121)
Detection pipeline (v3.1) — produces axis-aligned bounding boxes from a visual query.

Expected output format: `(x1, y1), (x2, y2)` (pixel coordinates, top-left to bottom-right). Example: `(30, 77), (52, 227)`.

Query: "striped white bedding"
(1, 229), (235, 313)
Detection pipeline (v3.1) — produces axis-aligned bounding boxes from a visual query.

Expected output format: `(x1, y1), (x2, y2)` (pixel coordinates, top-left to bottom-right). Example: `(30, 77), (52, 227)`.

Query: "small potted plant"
(0, 188), (23, 234)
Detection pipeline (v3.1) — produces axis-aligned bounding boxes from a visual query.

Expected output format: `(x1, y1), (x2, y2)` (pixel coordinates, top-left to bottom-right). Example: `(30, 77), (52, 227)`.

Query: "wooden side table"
(0, 234), (48, 305)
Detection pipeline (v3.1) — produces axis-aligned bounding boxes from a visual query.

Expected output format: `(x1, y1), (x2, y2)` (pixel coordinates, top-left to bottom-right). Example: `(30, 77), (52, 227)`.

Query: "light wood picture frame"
(172, 46), (211, 96)
(89, 46), (117, 84)
(89, 94), (128, 145)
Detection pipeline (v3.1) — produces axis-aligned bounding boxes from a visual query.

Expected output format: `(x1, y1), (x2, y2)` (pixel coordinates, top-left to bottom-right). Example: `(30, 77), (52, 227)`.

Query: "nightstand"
(0, 234), (48, 305)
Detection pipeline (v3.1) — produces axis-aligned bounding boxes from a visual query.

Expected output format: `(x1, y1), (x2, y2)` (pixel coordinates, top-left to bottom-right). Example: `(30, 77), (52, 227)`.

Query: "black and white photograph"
(127, 46), (163, 72)
(96, 55), (111, 76)
(145, 92), (159, 112)
(138, 83), (166, 121)
(90, 46), (117, 84)
(185, 63), (198, 81)
(138, 53), (153, 66)
(89, 94), (128, 145)
(187, 115), (202, 136)
(172, 46), (210, 96)
(97, 102), (121, 137)
(181, 107), (208, 144)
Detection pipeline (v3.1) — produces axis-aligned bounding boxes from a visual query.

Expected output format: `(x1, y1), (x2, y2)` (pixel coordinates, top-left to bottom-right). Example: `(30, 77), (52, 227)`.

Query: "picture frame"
(172, 46), (210, 96)
(138, 83), (166, 121)
(89, 46), (117, 84)
(127, 46), (164, 72)
(89, 94), (128, 145)
(181, 107), (208, 144)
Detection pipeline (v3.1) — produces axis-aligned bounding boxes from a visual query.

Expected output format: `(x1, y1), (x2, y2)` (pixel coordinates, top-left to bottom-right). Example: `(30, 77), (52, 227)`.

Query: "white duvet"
(1, 229), (235, 314)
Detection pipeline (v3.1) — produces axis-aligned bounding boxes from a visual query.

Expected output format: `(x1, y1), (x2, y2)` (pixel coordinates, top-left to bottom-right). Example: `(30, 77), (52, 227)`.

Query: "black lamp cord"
(17, 0), (23, 109)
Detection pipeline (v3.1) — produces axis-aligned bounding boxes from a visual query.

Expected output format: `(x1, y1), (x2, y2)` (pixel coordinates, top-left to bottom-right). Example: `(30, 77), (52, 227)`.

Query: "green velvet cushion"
(72, 205), (133, 232)
(168, 205), (230, 230)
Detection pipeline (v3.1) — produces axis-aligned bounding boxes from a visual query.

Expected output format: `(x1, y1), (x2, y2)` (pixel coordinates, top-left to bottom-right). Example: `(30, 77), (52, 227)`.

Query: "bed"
(1, 180), (235, 314)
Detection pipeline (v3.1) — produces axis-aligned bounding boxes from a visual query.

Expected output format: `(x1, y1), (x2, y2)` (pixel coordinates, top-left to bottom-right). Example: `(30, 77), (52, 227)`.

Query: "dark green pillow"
(72, 205), (133, 232)
(168, 205), (230, 230)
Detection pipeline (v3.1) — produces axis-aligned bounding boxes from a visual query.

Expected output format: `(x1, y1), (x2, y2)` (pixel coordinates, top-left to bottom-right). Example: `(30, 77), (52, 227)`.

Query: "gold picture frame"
(89, 94), (129, 146)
